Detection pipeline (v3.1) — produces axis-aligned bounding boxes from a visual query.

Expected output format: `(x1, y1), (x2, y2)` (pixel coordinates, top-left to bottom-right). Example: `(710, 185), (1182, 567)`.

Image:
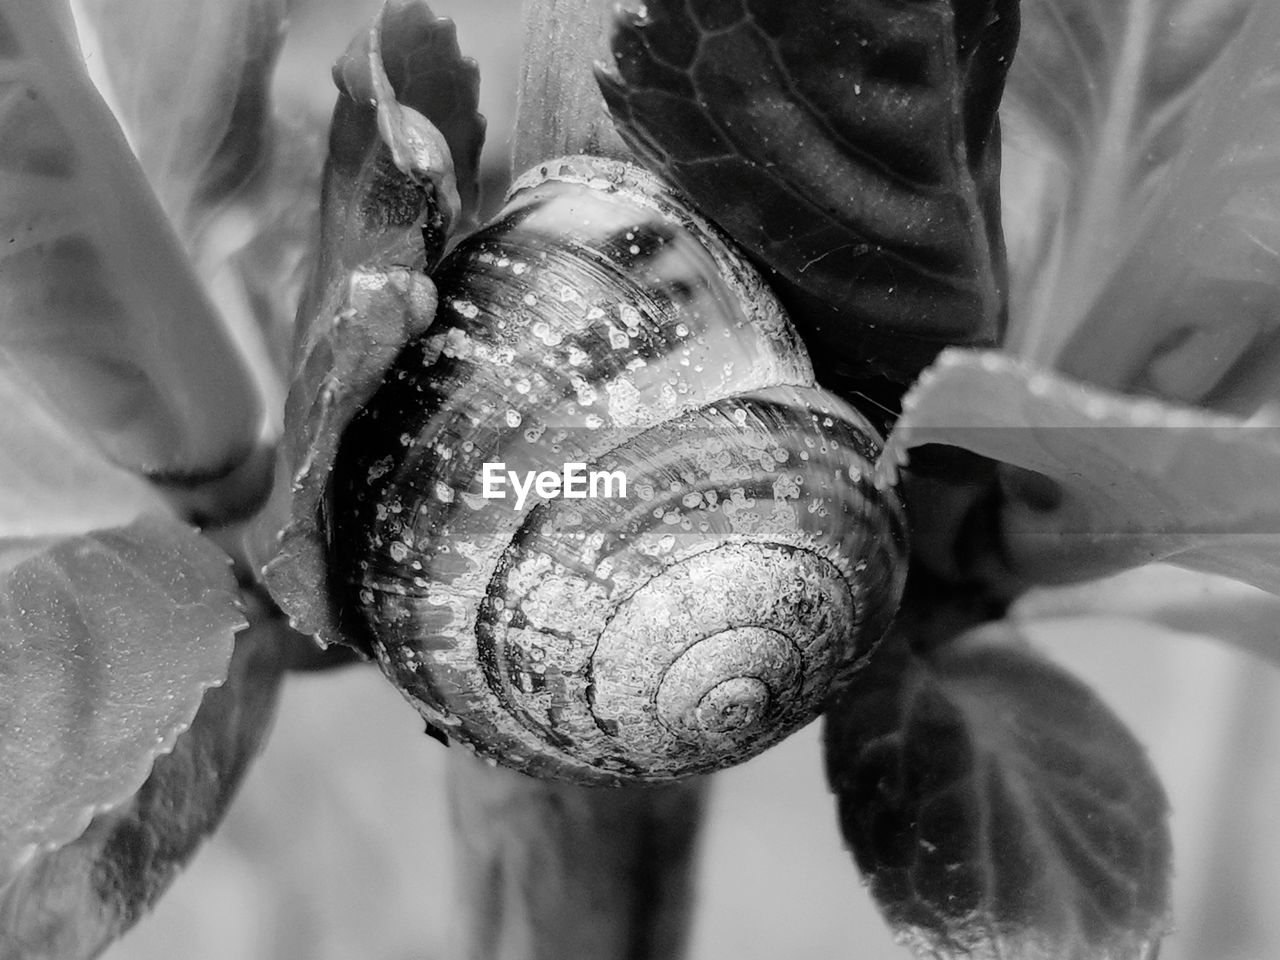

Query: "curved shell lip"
(505, 154), (815, 387)
(509, 154), (682, 206)
(505, 154), (737, 259)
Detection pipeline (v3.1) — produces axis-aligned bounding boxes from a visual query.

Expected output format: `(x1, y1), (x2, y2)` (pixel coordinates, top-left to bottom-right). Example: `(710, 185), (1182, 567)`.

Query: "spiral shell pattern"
(331, 157), (907, 784)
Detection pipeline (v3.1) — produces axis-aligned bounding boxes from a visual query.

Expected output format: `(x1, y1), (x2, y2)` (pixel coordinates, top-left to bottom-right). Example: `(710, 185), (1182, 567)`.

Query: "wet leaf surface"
(598, 0), (1017, 382)
(0, 358), (251, 886)
(825, 625), (1171, 959)
(0, 609), (284, 960)
(0, 517), (243, 887)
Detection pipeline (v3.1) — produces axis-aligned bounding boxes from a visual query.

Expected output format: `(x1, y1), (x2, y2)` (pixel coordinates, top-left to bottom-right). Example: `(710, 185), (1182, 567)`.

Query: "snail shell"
(330, 157), (907, 785)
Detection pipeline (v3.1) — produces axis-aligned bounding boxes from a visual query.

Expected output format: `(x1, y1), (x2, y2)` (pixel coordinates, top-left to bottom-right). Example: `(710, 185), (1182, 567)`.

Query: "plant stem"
(512, 0), (630, 172)
(448, 752), (706, 960)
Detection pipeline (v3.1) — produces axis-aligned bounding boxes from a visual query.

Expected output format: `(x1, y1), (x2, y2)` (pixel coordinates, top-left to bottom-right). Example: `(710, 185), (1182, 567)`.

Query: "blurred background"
(92, 1), (1280, 958)
(100, 597), (1280, 960)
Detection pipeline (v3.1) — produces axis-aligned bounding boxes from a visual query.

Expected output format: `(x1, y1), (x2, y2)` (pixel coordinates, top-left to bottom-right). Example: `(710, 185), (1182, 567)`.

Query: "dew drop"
(619, 303), (642, 332)
(367, 456), (393, 482)
(532, 321), (563, 345)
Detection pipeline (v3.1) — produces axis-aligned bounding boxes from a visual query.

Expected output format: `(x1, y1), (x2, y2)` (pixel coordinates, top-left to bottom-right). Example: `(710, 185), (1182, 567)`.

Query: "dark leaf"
(0, 605), (284, 960)
(263, 0), (485, 647)
(597, 0), (1017, 382)
(325, 0), (485, 265)
(0, 0), (262, 481)
(825, 625), (1171, 959)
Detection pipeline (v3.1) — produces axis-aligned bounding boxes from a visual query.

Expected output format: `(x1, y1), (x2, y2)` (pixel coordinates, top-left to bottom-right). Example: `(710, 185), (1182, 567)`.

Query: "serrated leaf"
(0, 606), (284, 960)
(597, 0), (1018, 382)
(0, 0), (262, 481)
(824, 625), (1171, 960)
(883, 349), (1280, 590)
(324, 0), (484, 268)
(262, 0), (485, 646)
(0, 515), (244, 886)
(1003, 0), (1280, 414)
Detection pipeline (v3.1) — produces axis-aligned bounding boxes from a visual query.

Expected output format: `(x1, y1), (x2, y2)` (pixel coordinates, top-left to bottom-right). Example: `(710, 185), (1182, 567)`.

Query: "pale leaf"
(0, 0), (262, 481)
(883, 349), (1280, 590)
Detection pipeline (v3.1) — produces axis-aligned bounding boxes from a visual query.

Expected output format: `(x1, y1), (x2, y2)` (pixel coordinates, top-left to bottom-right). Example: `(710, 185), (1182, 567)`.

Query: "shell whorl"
(330, 157), (907, 784)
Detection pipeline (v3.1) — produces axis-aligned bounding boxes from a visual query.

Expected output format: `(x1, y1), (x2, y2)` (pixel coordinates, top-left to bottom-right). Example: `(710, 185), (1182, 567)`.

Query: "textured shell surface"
(331, 157), (907, 784)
